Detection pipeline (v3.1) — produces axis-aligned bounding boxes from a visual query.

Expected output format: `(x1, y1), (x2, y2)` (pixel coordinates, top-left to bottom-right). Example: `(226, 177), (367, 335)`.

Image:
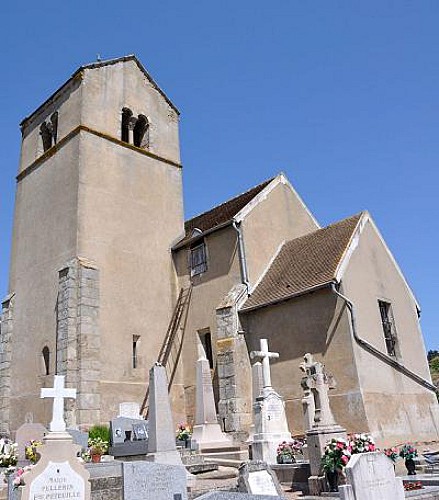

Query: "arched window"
(42, 346), (50, 375)
(121, 108), (133, 143)
(40, 122), (53, 152)
(133, 115), (149, 148)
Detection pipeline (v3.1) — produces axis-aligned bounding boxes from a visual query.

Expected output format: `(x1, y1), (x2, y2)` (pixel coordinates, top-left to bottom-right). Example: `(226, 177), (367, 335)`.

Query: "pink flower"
(341, 455), (349, 465)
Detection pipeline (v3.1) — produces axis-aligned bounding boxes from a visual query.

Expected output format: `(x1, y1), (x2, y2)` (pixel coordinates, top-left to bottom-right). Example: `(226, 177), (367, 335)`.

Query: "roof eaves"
(172, 220), (234, 251)
(240, 281), (333, 314)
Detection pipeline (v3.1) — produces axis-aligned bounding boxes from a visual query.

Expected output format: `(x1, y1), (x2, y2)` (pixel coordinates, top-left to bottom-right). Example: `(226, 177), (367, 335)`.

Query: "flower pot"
(91, 454), (101, 463)
(326, 470), (339, 492)
(277, 455), (294, 464)
(405, 458), (416, 475)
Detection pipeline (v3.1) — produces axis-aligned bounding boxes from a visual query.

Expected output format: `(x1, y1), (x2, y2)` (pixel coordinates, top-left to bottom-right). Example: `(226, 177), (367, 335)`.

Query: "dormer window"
(190, 241), (207, 276)
(121, 108), (150, 149)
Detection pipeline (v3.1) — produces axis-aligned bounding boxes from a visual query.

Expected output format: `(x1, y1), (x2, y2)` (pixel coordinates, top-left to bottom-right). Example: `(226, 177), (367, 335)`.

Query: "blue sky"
(1, 1), (437, 349)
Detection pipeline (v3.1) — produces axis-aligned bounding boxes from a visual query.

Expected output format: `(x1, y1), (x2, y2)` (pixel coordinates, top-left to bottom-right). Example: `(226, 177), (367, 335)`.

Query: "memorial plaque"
(123, 461), (187, 500)
(247, 470), (278, 496)
(29, 460), (85, 499)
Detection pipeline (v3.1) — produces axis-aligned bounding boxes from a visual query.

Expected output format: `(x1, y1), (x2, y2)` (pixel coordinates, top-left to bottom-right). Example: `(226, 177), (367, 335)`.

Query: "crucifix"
(40, 375), (77, 432)
(250, 338), (279, 389)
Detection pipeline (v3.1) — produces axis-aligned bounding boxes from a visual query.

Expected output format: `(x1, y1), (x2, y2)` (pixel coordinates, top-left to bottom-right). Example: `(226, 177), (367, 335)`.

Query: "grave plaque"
(238, 461), (284, 498)
(247, 470), (278, 496)
(123, 461), (187, 500)
(29, 460), (85, 498)
(339, 452), (404, 500)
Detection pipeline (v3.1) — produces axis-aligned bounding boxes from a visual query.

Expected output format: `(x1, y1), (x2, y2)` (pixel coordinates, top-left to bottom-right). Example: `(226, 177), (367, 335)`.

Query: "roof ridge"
(185, 176), (275, 226)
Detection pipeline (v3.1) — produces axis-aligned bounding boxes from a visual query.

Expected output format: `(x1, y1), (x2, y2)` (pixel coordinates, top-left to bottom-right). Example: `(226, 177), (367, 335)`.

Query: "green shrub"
(88, 425), (111, 444)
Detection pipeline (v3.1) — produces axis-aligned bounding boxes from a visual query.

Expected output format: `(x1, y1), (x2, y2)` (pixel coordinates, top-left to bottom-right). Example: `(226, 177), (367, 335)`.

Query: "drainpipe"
(330, 281), (437, 393)
(232, 220), (250, 292)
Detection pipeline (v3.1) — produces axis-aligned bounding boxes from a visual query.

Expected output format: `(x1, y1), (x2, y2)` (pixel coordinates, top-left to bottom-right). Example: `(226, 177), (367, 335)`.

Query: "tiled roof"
(178, 178), (274, 246)
(242, 212), (364, 311)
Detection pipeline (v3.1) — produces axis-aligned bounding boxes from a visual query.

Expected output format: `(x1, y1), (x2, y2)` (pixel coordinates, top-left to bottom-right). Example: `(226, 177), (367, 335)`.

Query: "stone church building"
(1, 55), (437, 445)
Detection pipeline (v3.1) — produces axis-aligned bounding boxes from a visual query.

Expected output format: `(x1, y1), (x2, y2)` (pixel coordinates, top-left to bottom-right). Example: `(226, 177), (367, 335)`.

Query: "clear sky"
(1, 1), (437, 350)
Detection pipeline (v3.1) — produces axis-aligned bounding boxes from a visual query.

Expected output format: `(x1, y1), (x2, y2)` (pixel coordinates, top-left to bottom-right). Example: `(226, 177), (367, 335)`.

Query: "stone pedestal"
(19, 431), (91, 500)
(251, 389), (291, 464)
(192, 347), (233, 451)
(306, 425), (347, 476)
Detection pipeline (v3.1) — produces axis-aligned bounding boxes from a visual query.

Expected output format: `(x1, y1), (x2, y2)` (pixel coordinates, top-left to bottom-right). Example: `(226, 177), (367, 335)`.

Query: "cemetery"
(0, 340), (438, 500)
(0, 55), (438, 500)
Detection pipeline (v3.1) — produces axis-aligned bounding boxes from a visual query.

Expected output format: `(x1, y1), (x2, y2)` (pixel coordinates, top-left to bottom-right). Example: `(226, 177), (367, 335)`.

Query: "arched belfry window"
(40, 123), (53, 152)
(42, 346), (50, 376)
(121, 108), (133, 143)
(133, 115), (149, 148)
(40, 112), (59, 152)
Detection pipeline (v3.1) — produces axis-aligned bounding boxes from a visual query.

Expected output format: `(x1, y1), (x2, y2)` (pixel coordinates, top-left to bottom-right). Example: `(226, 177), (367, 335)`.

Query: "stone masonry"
(0, 294), (14, 435)
(216, 284), (252, 437)
(57, 258), (101, 428)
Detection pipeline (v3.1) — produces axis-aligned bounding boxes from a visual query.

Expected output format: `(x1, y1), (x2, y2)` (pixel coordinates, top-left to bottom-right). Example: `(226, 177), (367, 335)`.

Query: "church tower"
(0, 56), (184, 432)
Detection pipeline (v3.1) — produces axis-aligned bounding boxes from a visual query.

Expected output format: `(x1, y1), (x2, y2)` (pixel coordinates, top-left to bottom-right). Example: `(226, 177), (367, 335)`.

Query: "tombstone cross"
(250, 339), (279, 389)
(40, 375), (76, 432)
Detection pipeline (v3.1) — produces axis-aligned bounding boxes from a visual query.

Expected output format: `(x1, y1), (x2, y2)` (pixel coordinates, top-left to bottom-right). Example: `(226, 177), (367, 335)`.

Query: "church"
(1, 55), (437, 446)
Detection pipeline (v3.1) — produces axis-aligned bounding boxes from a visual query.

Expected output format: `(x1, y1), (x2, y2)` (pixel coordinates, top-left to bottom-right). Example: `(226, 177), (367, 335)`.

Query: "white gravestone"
(339, 452), (405, 500)
(191, 343), (233, 450)
(247, 470), (278, 496)
(118, 402), (142, 419)
(19, 375), (91, 500)
(250, 339), (291, 464)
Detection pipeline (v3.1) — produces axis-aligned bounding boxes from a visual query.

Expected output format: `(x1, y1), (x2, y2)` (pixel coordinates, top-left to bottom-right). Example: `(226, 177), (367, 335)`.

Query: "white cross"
(41, 375), (76, 432)
(250, 339), (279, 389)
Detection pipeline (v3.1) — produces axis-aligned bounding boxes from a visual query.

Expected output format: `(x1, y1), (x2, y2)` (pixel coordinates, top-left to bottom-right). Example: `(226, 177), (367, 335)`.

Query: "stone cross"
(300, 353), (336, 427)
(250, 339), (279, 389)
(40, 375), (76, 432)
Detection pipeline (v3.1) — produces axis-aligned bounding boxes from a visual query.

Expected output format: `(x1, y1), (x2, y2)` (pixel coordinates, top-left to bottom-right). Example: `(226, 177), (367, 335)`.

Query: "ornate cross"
(250, 338), (279, 389)
(40, 375), (76, 432)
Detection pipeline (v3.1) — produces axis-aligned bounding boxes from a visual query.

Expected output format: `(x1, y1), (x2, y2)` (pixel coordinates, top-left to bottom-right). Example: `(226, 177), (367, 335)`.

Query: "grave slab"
(238, 461), (285, 497)
(123, 461), (187, 500)
(339, 451), (405, 500)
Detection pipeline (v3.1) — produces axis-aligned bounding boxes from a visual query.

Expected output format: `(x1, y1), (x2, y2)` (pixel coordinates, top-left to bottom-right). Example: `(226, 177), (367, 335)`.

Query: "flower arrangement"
(348, 433), (376, 454)
(25, 440), (43, 464)
(321, 437), (351, 472)
(12, 466), (32, 489)
(383, 447), (399, 463)
(88, 437), (108, 456)
(176, 423), (192, 441)
(399, 444), (418, 460)
(276, 439), (304, 458)
(0, 438), (18, 468)
(404, 481), (423, 491)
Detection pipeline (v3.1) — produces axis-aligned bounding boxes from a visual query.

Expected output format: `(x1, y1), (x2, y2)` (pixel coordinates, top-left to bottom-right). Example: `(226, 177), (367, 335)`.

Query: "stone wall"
(57, 258), (101, 427)
(0, 294), (14, 435)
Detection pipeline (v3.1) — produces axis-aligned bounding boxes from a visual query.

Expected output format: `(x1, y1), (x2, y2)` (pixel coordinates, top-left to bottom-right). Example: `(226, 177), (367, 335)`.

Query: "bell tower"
(1, 56), (184, 432)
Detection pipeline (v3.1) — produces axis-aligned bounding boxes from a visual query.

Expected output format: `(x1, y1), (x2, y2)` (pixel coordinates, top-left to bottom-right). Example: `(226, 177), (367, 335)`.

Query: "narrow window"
(378, 300), (398, 357)
(199, 329), (214, 369)
(40, 122), (53, 151)
(42, 346), (50, 375)
(133, 115), (149, 148)
(50, 112), (58, 145)
(132, 335), (140, 369)
(121, 108), (133, 143)
(190, 241), (207, 276)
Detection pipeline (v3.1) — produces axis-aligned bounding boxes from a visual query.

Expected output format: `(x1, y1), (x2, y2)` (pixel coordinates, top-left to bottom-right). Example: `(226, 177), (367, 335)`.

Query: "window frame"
(190, 241), (208, 276)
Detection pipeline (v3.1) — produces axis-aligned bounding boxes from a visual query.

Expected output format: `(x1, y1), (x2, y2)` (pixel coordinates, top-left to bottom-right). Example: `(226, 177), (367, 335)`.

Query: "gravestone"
(198, 494), (284, 500)
(123, 461), (187, 500)
(109, 417), (148, 458)
(15, 423), (47, 461)
(247, 362), (264, 444)
(339, 452), (405, 500)
(238, 461), (284, 497)
(192, 343), (233, 450)
(146, 363), (184, 466)
(67, 428), (89, 449)
(300, 353), (346, 495)
(17, 375), (91, 500)
(250, 339), (291, 464)
(118, 401), (142, 419)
